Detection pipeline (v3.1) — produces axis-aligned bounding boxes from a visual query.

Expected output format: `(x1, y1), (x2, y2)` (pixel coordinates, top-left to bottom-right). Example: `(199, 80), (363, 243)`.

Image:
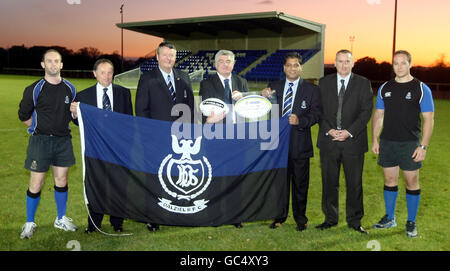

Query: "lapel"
(173, 69), (184, 102)
(231, 74), (238, 92)
(111, 84), (120, 111)
(88, 85), (99, 107)
(342, 73), (354, 105)
(212, 74), (226, 100)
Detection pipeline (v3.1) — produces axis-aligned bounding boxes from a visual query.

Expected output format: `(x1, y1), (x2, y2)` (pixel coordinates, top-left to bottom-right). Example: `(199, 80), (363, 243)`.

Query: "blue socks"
(26, 190), (41, 222)
(383, 186), (421, 222)
(406, 189), (421, 223)
(383, 185), (398, 220)
(54, 185), (68, 220)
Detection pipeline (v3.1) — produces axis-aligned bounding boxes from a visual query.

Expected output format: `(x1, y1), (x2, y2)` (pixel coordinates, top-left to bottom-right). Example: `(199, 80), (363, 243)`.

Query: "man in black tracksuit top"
(18, 49), (78, 239)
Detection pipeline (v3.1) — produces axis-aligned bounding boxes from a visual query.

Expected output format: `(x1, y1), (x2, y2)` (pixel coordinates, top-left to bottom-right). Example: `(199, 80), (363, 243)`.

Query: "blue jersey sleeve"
(420, 83), (434, 112)
(375, 82), (386, 110)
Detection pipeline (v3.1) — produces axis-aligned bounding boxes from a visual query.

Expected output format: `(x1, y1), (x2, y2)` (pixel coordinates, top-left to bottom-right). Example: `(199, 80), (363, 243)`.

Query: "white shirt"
(337, 73), (351, 95)
(159, 67), (176, 93)
(96, 83), (113, 111)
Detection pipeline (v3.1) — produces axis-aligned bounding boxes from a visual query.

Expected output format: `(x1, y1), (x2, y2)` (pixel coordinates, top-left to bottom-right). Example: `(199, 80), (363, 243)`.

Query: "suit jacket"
(198, 73), (249, 123)
(73, 83), (133, 125)
(268, 78), (322, 159)
(316, 73), (373, 154)
(135, 68), (194, 122)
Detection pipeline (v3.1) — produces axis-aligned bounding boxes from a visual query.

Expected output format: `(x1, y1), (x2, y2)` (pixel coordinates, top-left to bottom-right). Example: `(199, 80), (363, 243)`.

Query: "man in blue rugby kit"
(372, 50), (434, 238)
(18, 49), (78, 239)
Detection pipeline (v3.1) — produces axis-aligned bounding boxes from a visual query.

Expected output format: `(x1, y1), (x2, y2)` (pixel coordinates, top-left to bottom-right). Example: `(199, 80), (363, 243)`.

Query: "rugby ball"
(234, 95), (272, 119)
(199, 98), (229, 117)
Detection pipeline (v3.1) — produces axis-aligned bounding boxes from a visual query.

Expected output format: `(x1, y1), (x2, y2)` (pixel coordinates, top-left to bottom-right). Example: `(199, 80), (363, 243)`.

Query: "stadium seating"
(139, 48), (319, 81)
(243, 49), (319, 81)
(140, 50), (191, 72)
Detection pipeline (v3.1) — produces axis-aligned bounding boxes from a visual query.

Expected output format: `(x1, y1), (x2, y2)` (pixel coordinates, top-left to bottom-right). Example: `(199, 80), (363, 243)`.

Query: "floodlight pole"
(349, 35), (355, 54)
(120, 3), (124, 72)
(392, 0), (397, 64)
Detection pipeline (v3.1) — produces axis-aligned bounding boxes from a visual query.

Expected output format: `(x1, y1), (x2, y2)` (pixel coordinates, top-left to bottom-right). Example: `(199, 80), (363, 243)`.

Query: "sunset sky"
(1, 0), (449, 66)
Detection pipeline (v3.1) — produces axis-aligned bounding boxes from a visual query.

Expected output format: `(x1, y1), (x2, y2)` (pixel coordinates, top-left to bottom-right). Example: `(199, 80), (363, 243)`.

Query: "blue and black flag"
(78, 103), (290, 226)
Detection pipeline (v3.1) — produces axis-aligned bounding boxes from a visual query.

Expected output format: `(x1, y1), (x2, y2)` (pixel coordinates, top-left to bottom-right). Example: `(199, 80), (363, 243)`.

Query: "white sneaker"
(20, 222), (37, 239)
(54, 216), (78, 232)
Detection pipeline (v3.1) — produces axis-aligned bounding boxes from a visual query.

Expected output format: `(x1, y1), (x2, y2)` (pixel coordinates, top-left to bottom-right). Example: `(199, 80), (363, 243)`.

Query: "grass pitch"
(0, 74), (449, 251)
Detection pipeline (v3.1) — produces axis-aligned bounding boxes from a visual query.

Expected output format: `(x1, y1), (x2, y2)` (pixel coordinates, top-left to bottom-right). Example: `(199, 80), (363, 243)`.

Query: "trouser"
(320, 147), (364, 227)
(275, 157), (310, 226)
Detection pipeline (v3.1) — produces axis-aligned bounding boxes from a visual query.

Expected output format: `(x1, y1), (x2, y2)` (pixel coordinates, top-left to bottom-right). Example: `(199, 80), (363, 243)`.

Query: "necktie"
(102, 87), (111, 111)
(167, 74), (176, 101)
(336, 79), (345, 129)
(224, 78), (231, 104)
(282, 82), (294, 117)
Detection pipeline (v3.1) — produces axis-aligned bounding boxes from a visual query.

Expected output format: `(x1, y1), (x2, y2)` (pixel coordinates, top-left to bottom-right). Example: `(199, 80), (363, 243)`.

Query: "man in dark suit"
(199, 49), (249, 124)
(70, 58), (133, 233)
(135, 42), (195, 232)
(135, 42), (195, 123)
(316, 49), (373, 234)
(262, 51), (322, 231)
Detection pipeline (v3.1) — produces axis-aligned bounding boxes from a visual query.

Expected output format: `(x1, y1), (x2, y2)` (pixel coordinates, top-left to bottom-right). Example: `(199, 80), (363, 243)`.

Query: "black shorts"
(378, 139), (422, 171)
(24, 134), (75, 172)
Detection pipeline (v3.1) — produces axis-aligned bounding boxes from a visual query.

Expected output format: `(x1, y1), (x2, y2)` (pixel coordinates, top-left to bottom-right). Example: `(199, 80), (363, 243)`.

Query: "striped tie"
(282, 82), (294, 117)
(102, 88), (111, 111)
(167, 74), (176, 101)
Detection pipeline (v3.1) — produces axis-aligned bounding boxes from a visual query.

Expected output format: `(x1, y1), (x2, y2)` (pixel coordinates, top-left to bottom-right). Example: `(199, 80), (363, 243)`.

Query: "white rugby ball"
(199, 98), (229, 117)
(234, 95), (272, 119)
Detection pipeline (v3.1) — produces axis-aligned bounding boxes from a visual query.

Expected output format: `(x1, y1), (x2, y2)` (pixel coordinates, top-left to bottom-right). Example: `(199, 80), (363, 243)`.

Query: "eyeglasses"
(217, 59), (234, 65)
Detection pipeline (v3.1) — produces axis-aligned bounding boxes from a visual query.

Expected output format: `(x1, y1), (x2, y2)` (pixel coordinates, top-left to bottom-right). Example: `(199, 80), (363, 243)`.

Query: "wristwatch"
(420, 145), (427, 150)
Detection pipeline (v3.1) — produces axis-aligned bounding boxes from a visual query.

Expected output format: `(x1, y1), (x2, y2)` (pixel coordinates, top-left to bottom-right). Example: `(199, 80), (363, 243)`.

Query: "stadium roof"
(116, 11), (324, 38)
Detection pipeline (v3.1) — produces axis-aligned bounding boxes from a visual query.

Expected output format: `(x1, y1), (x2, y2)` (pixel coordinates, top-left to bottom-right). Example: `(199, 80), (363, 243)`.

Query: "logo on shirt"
(405, 92), (412, 100)
(64, 96), (70, 104)
(384, 92), (392, 98)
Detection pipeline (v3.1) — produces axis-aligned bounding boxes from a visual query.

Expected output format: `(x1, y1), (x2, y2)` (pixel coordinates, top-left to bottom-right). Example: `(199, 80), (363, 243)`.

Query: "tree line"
(325, 56), (450, 84)
(0, 45), (139, 74)
(1, 45), (449, 84)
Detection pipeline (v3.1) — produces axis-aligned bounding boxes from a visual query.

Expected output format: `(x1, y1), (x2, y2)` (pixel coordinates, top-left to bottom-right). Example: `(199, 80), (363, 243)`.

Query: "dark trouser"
(275, 158), (310, 226)
(320, 146), (364, 228)
(87, 204), (123, 229)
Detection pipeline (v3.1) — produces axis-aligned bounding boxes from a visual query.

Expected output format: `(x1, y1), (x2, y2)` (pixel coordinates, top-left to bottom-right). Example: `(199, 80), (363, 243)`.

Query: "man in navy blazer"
(70, 58), (133, 233)
(135, 42), (195, 123)
(262, 51), (322, 231)
(135, 42), (195, 232)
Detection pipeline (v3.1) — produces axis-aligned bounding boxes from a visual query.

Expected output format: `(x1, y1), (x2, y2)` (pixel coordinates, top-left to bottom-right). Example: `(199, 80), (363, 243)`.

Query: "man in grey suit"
(199, 50), (249, 124)
(316, 49), (373, 234)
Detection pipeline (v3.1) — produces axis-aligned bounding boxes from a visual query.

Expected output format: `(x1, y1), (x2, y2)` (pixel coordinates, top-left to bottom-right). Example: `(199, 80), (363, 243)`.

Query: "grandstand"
(116, 11), (325, 88)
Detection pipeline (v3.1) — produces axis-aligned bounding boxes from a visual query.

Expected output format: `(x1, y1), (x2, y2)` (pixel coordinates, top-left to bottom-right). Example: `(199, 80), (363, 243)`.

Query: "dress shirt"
(96, 83), (113, 111)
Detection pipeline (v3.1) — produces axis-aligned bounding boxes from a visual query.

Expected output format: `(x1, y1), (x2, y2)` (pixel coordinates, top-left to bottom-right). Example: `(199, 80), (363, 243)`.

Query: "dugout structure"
(116, 11), (325, 85)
